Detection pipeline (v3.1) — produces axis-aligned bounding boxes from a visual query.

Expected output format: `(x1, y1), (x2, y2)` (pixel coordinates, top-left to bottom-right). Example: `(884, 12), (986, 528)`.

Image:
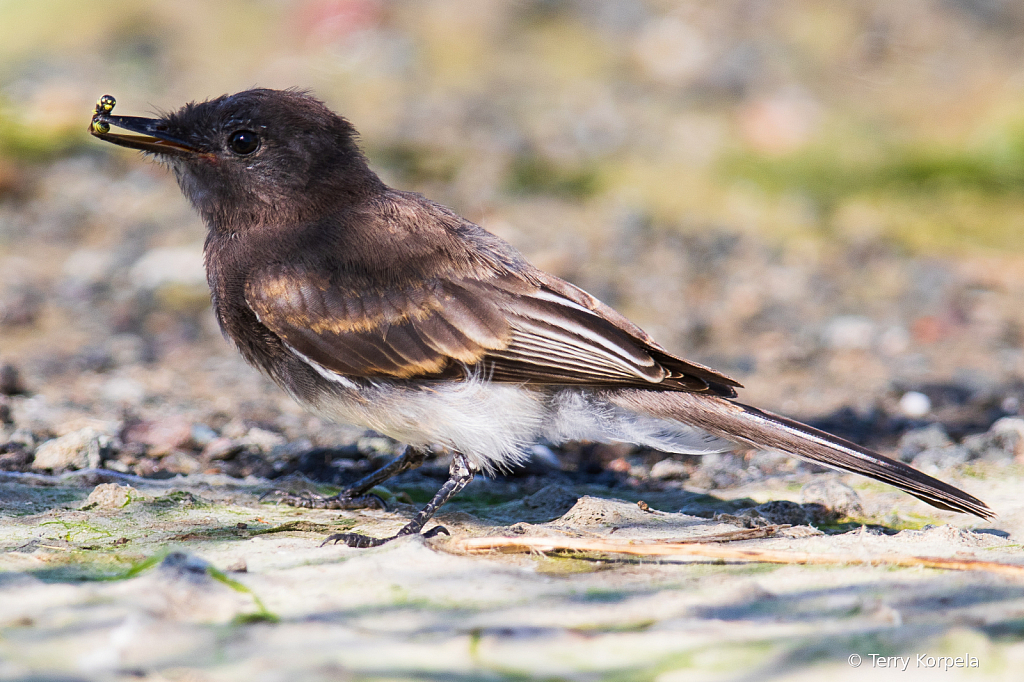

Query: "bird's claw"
(321, 532), (390, 548)
(320, 525), (450, 548)
(422, 525), (450, 539)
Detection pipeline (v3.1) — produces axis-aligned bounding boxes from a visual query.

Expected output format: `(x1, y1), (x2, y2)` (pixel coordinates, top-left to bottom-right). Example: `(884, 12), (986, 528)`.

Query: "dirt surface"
(2, 454), (1024, 680)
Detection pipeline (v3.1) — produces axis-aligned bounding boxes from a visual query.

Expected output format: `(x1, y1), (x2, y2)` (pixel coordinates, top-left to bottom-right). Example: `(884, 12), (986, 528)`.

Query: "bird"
(88, 89), (993, 546)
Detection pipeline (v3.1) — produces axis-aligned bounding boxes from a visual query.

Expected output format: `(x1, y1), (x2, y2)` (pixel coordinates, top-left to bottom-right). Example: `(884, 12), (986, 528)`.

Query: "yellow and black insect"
(90, 95), (116, 134)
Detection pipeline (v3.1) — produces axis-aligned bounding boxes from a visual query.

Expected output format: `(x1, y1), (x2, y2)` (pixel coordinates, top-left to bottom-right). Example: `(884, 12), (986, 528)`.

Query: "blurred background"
(5, 0), (1024, 467)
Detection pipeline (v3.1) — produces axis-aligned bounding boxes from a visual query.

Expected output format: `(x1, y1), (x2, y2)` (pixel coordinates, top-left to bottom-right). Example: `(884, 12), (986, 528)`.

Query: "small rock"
(962, 417), (1024, 463)
(83, 483), (138, 509)
(104, 459), (131, 473)
(101, 377), (145, 403)
(107, 334), (149, 366)
(290, 445), (361, 482)
(912, 444), (970, 472)
(751, 500), (813, 525)
(606, 457), (631, 473)
(190, 423), (218, 447)
(650, 457), (690, 480)
(0, 286), (43, 328)
(521, 484), (579, 513)
(219, 419), (249, 440)
(6, 427), (37, 449)
(0, 364), (28, 396)
(160, 451), (203, 475)
(557, 496), (629, 527)
(130, 246), (207, 290)
(0, 443), (32, 471)
(824, 315), (875, 350)
(898, 391), (932, 418)
(356, 435), (398, 457)
(269, 439), (314, 462)
(878, 325), (910, 356)
(55, 418), (120, 438)
(800, 479), (864, 519)
(747, 449), (796, 476)
(76, 346), (115, 373)
(714, 509), (769, 527)
(127, 551), (256, 622)
(159, 551), (212, 578)
(123, 416), (194, 456)
(202, 437), (243, 460)
(32, 427), (110, 471)
(687, 452), (746, 489)
(898, 424), (950, 462)
(526, 443), (560, 470)
(716, 500), (832, 527)
(61, 248), (115, 289)
(241, 427), (286, 453)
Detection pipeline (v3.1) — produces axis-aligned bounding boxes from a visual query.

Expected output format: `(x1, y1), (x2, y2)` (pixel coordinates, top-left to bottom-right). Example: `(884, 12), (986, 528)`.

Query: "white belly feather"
(294, 373), (726, 473)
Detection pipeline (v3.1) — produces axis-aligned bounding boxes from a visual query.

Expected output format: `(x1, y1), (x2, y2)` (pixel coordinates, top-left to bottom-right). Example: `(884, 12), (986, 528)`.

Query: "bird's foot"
(260, 488), (387, 511)
(321, 525), (450, 548)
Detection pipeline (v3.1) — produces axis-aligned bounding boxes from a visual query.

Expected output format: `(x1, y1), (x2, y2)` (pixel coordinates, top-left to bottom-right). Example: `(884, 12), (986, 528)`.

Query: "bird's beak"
(88, 95), (202, 158)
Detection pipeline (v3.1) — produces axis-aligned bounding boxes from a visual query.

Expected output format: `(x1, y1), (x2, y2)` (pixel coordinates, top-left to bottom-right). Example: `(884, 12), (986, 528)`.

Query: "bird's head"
(90, 89), (380, 232)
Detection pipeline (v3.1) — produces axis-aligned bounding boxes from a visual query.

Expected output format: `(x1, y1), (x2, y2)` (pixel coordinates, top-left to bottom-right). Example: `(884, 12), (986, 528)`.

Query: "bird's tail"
(606, 390), (994, 520)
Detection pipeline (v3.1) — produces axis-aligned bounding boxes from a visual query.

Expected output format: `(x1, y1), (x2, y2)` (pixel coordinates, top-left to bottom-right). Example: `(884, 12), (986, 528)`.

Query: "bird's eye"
(228, 130), (260, 155)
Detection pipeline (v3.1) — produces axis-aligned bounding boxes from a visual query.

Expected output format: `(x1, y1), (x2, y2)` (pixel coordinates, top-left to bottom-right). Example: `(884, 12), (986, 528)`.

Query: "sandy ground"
(2, 461), (1024, 681)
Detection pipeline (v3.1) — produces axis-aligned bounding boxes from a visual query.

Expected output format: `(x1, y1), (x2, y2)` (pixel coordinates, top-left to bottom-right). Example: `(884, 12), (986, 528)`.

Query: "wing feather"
(245, 264), (739, 395)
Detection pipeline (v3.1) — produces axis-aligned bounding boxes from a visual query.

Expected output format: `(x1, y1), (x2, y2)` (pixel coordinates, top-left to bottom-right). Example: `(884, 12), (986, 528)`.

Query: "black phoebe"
(89, 90), (992, 546)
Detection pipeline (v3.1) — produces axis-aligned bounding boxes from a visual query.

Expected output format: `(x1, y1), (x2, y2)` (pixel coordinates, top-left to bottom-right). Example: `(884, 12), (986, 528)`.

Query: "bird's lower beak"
(89, 95), (201, 158)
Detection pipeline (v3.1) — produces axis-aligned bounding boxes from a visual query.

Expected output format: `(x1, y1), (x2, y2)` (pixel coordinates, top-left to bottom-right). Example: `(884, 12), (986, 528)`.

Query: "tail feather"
(607, 390), (994, 520)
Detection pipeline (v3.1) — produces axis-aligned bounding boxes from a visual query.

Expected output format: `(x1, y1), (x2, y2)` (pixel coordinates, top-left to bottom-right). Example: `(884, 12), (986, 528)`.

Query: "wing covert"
(245, 263), (740, 396)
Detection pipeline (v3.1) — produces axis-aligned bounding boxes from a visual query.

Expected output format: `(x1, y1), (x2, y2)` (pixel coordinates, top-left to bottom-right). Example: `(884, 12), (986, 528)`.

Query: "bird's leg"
(322, 451), (476, 548)
(262, 445), (428, 511)
(340, 445), (430, 497)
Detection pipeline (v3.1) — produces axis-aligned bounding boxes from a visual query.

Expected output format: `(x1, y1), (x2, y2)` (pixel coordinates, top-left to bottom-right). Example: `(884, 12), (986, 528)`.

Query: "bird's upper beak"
(88, 95), (201, 158)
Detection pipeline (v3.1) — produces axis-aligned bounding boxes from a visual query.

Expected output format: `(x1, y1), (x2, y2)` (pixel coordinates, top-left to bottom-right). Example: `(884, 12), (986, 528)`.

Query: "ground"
(2, 444), (1024, 680)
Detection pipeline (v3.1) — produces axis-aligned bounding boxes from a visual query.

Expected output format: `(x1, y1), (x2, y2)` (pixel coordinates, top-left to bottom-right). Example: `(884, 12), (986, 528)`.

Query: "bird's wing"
(244, 264), (740, 395)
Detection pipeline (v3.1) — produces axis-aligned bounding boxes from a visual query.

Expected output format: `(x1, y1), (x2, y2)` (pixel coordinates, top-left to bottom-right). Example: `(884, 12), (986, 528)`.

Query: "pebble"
(240, 427), (287, 453)
(800, 479), (864, 518)
(961, 417), (1024, 462)
(32, 427), (110, 470)
(716, 500), (829, 527)
(898, 423), (950, 462)
(687, 452), (747, 490)
(123, 416), (194, 456)
(202, 437), (243, 460)
(0, 364), (28, 395)
(160, 451), (203, 475)
(650, 457), (690, 480)
(83, 482), (139, 508)
(102, 377), (146, 403)
(0, 286), (43, 328)
(911, 445), (970, 473)
(823, 315), (875, 350)
(129, 246), (207, 290)
(898, 391), (932, 418)
(520, 484), (579, 514)
(190, 423), (218, 447)
(528, 444), (560, 469)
